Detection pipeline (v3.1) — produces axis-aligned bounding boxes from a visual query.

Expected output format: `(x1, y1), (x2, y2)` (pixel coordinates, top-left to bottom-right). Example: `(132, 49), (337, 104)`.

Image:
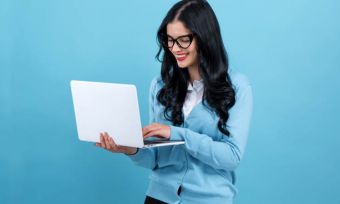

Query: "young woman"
(96, 0), (253, 203)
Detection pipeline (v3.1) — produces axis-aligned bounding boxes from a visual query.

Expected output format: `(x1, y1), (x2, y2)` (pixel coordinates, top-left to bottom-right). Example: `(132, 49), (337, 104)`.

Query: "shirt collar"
(187, 79), (204, 92)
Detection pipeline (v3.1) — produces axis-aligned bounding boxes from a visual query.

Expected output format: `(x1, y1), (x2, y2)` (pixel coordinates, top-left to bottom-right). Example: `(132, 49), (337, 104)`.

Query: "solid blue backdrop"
(1, 0), (339, 203)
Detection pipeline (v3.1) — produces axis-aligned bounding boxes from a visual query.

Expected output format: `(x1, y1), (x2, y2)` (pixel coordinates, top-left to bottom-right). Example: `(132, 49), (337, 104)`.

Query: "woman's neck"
(187, 64), (201, 84)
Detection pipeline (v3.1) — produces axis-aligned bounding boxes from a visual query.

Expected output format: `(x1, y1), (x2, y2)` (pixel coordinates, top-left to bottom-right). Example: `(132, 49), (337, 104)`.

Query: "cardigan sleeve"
(170, 77), (253, 171)
(128, 77), (159, 169)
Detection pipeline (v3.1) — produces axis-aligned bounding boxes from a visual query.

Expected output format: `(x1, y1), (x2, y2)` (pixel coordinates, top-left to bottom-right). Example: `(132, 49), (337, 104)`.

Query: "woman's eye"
(179, 37), (190, 43)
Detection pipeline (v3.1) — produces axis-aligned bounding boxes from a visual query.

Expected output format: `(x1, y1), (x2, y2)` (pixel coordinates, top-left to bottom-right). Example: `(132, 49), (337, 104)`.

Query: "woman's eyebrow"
(167, 34), (191, 38)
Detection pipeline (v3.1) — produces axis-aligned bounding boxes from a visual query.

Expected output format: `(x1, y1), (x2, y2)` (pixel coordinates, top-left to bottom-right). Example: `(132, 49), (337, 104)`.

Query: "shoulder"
(228, 69), (251, 91)
(149, 76), (164, 94)
(150, 75), (163, 86)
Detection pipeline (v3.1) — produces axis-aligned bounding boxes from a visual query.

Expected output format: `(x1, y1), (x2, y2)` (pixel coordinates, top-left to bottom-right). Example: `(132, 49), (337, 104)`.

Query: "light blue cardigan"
(129, 70), (253, 204)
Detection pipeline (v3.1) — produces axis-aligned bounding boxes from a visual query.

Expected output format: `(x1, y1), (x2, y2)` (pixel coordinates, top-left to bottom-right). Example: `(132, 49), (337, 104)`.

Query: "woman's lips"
(175, 53), (188, 61)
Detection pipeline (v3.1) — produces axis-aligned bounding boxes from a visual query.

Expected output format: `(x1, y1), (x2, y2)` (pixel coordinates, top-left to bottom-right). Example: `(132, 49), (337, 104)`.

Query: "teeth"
(176, 54), (187, 58)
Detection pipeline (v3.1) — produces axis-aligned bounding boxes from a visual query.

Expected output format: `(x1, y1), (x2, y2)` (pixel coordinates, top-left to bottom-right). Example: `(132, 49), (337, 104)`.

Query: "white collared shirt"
(183, 79), (204, 119)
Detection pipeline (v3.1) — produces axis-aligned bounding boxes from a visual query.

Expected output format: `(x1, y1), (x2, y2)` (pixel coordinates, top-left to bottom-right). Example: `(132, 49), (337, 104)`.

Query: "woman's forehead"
(166, 20), (191, 37)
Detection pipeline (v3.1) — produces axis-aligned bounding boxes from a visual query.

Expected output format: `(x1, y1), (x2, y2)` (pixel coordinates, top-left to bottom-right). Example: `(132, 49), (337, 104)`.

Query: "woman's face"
(166, 20), (198, 69)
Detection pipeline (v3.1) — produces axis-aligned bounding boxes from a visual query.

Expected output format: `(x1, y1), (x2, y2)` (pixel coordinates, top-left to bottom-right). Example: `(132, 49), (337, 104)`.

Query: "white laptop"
(70, 80), (185, 148)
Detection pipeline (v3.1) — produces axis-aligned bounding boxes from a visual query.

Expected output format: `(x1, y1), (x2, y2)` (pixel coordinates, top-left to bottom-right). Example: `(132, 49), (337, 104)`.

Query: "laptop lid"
(70, 80), (145, 148)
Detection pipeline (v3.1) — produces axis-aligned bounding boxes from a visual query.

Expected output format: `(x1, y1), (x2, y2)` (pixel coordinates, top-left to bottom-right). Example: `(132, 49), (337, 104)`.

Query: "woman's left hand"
(142, 123), (171, 140)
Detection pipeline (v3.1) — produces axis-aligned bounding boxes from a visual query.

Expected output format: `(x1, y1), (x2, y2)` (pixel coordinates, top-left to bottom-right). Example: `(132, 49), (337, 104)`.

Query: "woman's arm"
(127, 77), (160, 169)
(143, 79), (252, 171)
(170, 83), (253, 171)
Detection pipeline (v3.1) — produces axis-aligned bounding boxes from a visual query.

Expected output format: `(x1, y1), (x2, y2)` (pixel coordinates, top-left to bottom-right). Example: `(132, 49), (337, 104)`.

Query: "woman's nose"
(172, 42), (182, 52)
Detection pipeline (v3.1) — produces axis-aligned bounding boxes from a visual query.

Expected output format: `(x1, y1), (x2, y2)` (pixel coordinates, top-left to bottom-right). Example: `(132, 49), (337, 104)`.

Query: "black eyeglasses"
(162, 34), (195, 49)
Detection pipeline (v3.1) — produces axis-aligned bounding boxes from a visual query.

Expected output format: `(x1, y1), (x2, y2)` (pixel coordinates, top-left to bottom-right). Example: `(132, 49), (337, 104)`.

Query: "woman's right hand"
(95, 132), (138, 155)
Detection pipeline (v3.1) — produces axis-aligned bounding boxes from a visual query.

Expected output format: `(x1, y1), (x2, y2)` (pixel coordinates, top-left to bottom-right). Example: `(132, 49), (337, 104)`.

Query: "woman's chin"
(176, 61), (188, 68)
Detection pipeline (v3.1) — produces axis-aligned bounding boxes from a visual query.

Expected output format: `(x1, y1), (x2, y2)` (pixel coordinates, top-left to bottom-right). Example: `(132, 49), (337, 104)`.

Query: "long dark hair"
(156, 0), (235, 136)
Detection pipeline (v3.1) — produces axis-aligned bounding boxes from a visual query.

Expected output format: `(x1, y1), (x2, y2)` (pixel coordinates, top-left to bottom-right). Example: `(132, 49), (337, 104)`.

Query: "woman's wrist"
(125, 148), (138, 155)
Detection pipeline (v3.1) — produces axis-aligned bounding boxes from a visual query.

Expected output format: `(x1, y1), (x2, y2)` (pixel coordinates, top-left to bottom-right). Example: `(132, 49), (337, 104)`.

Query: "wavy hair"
(156, 0), (235, 136)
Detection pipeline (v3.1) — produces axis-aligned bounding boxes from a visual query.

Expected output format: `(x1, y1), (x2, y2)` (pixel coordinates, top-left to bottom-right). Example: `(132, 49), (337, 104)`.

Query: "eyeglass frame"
(161, 33), (195, 49)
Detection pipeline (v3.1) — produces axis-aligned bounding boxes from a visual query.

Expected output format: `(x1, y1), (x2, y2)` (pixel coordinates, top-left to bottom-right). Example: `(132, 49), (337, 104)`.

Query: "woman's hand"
(142, 123), (171, 140)
(95, 132), (137, 155)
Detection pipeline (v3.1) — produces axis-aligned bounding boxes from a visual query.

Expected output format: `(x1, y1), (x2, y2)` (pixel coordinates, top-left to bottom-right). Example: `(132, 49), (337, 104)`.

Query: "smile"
(175, 53), (188, 61)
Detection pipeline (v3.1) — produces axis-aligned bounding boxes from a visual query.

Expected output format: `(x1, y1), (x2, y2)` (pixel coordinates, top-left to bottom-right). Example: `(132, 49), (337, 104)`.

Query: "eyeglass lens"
(166, 35), (193, 49)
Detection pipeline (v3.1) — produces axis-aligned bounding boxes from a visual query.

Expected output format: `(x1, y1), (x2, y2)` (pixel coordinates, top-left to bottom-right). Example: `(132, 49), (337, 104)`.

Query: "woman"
(96, 0), (253, 203)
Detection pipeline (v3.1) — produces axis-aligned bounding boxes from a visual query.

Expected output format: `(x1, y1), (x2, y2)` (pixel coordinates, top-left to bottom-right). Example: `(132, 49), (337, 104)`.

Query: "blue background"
(1, 0), (339, 203)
